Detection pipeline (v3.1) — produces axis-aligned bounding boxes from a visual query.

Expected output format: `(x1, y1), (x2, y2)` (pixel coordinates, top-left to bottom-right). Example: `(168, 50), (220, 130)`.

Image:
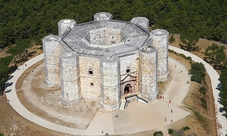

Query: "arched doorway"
(124, 84), (132, 94)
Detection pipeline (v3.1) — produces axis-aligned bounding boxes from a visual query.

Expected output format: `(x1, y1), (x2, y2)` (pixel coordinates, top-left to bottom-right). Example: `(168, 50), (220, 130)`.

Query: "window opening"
(126, 67), (130, 73)
(89, 69), (93, 75)
(90, 83), (94, 87)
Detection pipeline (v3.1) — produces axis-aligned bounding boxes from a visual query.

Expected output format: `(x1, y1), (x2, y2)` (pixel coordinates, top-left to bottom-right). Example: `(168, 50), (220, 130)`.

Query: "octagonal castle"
(42, 12), (169, 111)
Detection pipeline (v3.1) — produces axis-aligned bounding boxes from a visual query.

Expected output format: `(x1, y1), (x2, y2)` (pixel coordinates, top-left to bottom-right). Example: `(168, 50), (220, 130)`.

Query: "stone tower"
(42, 35), (61, 86)
(58, 19), (76, 37)
(59, 52), (80, 105)
(100, 55), (120, 111)
(139, 46), (158, 100)
(150, 29), (169, 82)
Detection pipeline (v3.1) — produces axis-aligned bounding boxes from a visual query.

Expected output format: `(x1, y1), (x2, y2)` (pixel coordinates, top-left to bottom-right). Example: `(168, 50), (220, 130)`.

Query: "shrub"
(168, 129), (174, 134)
(153, 131), (163, 136)
(200, 98), (207, 109)
(199, 86), (206, 95)
(183, 126), (190, 131)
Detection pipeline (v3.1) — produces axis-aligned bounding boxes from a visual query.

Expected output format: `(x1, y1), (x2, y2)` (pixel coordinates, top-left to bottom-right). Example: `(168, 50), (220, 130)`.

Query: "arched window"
(126, 67), (130, 73)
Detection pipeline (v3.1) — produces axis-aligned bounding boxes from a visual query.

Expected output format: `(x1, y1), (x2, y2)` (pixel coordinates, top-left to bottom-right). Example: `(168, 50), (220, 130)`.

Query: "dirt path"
(162, 57), (190, 106)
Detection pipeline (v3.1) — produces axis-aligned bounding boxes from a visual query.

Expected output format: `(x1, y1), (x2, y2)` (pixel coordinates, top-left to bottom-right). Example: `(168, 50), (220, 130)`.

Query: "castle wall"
(119, 53), (139, 94)
(42, 35), (61, 86)
(150, 29), (169, 82)
(89, 28), (122, 46)
(139, 47), (158, 101)
(59, 52), (80, 105)
(78, 56), (101, 99)
(119, 53), (138, 76)
(100, 55), (120, 111)
(58, 19), (76, 37)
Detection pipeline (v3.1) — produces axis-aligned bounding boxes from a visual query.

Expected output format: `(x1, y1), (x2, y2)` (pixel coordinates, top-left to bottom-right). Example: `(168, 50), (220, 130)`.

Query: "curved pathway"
(5, 46), (227, 135)
(169, 46), (227, 136)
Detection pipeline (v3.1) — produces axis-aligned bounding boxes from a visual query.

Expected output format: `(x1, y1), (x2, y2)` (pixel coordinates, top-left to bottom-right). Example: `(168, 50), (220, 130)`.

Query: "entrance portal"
(120, 74), (137, 97)
(124, 84), (132, 94)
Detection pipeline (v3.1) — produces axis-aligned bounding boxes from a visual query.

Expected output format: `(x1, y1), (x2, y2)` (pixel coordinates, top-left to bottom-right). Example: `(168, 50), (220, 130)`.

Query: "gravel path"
(169, 46), (227, 136)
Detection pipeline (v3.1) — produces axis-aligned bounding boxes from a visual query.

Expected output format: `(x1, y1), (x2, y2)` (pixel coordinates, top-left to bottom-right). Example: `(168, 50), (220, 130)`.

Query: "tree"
(219, 70), (227, 114)
(220, 33), (227, 44)
(169, 34), (175, 44)
(189, 62), (206, 83)
(204, 44), (227, 70)
(0, 56), (13, 93)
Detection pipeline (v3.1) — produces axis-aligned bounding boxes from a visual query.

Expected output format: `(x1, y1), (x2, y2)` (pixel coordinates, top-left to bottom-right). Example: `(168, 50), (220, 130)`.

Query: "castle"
(42, 12), (169, 111)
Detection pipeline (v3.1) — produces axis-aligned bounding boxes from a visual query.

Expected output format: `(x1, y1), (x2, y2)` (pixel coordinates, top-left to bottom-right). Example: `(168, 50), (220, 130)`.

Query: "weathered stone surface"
(58, 19), (76, 37)
(94, 12), (112, 21)
(139, 46), (158, 101)
(131, 17), (149, 30)
(59, 52), (80, 105)
(42, 35), (61, 86)
(42, 12), (169, 111)
(150, 29), (169, 82)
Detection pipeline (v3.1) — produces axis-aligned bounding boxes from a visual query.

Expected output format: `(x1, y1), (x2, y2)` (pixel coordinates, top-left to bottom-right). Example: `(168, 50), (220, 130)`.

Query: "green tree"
(190, 62), (206, 83)
(219, 70), (227, 113)
(204, 44), (227, 70)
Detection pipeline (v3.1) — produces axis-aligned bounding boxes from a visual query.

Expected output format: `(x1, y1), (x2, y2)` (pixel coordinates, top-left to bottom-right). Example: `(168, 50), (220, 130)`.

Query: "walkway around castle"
(4, 46), (227, 135)
(169, 46), (227, 136)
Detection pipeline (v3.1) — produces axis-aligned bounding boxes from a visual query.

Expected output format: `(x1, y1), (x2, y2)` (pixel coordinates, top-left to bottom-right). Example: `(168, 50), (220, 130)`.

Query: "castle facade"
(42, 12), (169, 111)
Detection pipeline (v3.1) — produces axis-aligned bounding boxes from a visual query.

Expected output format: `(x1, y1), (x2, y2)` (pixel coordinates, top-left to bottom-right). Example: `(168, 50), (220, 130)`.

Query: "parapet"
(94, 12), (112, 21)
(42, 35), (61, 65)
(58, 19), (76, 37)
(131, 17), (149, 30)
(150, 29), (169, 37)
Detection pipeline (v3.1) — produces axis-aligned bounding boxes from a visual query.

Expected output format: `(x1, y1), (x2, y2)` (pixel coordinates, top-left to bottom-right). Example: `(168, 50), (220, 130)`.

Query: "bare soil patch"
(16, 61), (101, 129)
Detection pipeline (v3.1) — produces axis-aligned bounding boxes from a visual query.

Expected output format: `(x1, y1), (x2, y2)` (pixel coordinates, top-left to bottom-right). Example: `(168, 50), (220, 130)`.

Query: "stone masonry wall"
(150, 29), (169, 82)
(139, 47), (158, 101)
(42, 35), (61, 86)
(119, 53), (139, 93)
(78, 56), (101, 99)
(100, 55), (120, 110)
(59, 52), (80, 105)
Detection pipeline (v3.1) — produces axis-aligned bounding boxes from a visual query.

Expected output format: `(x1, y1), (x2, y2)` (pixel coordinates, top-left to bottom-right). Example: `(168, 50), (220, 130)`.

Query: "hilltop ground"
(0, 36), (225, 136)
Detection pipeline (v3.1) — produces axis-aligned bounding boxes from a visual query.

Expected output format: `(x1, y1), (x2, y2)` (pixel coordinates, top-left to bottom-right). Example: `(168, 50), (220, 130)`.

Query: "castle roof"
(61, 20), (151, 57)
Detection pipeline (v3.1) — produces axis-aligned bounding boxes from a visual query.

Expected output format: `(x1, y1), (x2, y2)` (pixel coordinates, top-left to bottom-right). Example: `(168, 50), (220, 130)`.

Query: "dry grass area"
(16, 61), (101, 130)
(0, 37), (222, 136)
(0, 96), (65, 136)
(165, 52), (217, 136)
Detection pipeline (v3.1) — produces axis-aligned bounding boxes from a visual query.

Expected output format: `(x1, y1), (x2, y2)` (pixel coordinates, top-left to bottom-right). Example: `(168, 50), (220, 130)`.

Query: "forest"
(1, 0), (227, 49)
(0, 0), (227, 112)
